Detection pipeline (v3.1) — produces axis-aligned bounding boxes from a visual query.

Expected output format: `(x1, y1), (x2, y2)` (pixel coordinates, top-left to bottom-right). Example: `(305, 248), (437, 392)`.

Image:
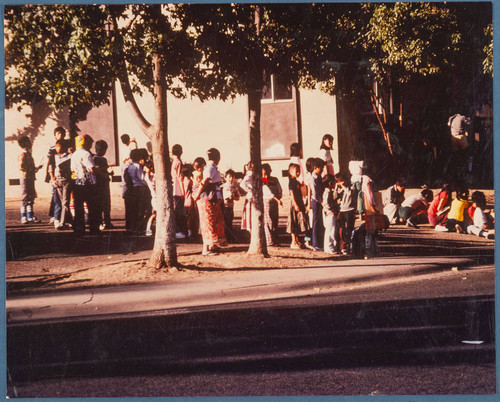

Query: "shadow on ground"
(7, 295), (495, 383)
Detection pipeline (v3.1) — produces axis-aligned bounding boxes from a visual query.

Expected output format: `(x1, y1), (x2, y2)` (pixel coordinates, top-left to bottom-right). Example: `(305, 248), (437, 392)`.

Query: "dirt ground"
(5, 188), (495, 294)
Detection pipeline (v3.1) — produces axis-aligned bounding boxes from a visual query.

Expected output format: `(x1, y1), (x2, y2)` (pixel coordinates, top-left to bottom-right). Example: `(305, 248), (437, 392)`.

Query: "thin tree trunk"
(370, 93), (393, 156)
(247, 87), (268, 256)
(148, 53), (178, 268)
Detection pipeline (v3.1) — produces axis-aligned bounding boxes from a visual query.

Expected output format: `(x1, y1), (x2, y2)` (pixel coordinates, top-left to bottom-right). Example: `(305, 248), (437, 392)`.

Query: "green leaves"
(5, 4), (114, 111)
(360, 2), (461, 83)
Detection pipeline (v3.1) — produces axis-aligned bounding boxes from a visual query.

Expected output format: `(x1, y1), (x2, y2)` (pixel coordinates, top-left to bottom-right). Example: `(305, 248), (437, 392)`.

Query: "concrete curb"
(7, 256), (483, 326)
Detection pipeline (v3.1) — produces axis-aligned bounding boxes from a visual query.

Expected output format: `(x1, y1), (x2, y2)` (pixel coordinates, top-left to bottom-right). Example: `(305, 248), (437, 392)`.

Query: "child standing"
(467, 191), (494, 239)
(222, 169), (241, 243)
(120, 134), (137, 163)
(303, 158), (316, 250)
(310, 158), (325, 250)
(319, 134), (335, 176)
(94, 140), (113, 230)
(262, 163), (283, 246)
(18, 136), (41, 224)
(127, 148), (149, 234)
(121, 156), (133, 232)
(322, 174), (339, 254)
(53, 139), (73, 229)
(287, 163), (310, 249)
(182, 164), (198, 239)
(144, 160), (156, 236)
(289, 142), (306, 185)
(334, 172), (357, 255)
(171, 144), (186, 239)
(348, 155), (365, 219)
(240, 162), (253, 233)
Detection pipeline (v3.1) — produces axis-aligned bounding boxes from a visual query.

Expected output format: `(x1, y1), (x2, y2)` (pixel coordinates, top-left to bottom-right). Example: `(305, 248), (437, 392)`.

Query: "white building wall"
(300, 89), (338, 171)
(5, 86), (339, 201)
(114, 84), (250, 175)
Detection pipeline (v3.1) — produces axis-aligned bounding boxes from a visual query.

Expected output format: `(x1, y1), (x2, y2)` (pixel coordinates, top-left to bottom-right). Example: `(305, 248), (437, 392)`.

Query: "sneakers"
(100, 223), (115, 231)
(145, 229), (153, 237)
(341, 249), (348, 255)
(455, 224), (464, 234)
(21, 217), (28, 224)
(483, 231), (494, 239)
(49, 217), (55, 224)
(406, 219), (417, 228)
(28, 216), (41, 223)
(175, 232), (186, 239)
(435, 225), (449, 232)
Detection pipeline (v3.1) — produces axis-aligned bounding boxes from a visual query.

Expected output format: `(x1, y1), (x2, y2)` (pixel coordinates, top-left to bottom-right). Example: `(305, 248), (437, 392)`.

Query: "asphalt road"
(7, 267), (496, 397)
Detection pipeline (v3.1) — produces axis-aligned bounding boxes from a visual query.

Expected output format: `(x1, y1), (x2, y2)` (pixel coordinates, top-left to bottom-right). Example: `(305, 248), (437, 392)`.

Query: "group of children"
(18, 131), (494, 250)
(18, 128), (113, 234)
(286, 159), (359, 255)
(382, 179), (495, 239)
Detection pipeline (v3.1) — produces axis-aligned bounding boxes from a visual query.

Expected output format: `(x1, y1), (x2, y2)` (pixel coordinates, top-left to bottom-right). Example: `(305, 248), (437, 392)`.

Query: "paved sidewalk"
(7, 255), (486, 325)
(6, 193), (495, 326)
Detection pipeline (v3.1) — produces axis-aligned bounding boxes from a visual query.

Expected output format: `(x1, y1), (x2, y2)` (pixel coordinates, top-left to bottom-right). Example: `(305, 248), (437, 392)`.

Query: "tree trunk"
(247, 87), (268, 256)
(148, 53), (178, 268)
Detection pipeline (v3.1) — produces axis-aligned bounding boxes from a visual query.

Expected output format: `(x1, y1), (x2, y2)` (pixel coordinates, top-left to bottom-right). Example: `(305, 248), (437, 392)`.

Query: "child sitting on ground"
(467, 191), (494, 239)
(438, 186), (469, 233)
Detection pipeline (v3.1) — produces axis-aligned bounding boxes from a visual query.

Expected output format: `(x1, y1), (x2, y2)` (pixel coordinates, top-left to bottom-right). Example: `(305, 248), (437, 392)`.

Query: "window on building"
(262, 74), (293, 102)
(260, 74), (299, 160)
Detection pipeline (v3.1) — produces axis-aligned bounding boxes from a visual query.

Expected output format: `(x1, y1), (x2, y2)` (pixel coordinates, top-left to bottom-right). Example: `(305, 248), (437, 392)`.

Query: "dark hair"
(172, 144), (183, 157)
(320, 134), (334, 150)
(471, 191), (486, 209)
(120, 134), (130, 145)
(396, 178), (406, 187)
(207, 148), (220, 162)
(305, 157), (315, 173)
(55, 139), (68, 152)
(138, 148), (149, 162)
(288, 163), (300, 176)
(323, 174), (336, 188)
(261, 163), (272, 175)
(244, 161), (254, 174)
(95, 140), (108, 154)
(290, 142), (301, 157)
(456, 186), (469, 201)
(130, 148), (141, 162)
(225, 168), (236, 178)
(312, 157), (325, 170)
(440, 183), (453, 195)
(54, 126), (66, 137)
(193, 157), (206, 170)
(421, 188), (434, 202)
(335, 172), (349, 183)
(182, 164), (194, 178)
(18, 136), (31, 149)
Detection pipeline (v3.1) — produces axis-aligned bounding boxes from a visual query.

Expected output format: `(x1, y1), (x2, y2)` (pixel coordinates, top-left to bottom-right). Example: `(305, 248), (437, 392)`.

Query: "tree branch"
(112, 15), (152, 137)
